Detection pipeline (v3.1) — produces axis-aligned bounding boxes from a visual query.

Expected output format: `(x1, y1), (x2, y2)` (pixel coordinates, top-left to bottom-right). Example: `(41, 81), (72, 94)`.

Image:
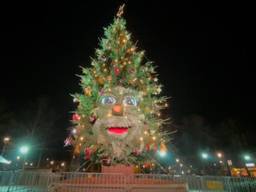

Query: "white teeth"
(105, 117), (132, 128)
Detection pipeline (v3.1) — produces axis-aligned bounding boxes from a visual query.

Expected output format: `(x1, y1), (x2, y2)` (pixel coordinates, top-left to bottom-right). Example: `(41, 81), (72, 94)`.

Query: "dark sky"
(1, 1), (255, 147)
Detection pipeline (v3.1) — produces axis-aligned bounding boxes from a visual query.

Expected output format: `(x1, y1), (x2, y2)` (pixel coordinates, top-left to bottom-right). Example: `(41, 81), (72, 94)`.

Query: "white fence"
(0, 171), (255, 192)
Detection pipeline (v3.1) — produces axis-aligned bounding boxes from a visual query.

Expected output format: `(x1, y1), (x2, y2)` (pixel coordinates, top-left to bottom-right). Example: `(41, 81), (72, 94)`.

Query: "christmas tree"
(66, 5), (170, 167)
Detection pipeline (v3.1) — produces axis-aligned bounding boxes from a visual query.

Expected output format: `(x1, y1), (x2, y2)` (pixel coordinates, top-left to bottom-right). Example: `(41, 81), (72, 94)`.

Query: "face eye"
(123, 96), (138, 106)
(101, 95), (116, 105)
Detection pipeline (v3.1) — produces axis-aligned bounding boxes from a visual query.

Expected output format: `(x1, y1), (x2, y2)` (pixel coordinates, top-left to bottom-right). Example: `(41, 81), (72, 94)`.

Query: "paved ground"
(0, 186), (44, 192)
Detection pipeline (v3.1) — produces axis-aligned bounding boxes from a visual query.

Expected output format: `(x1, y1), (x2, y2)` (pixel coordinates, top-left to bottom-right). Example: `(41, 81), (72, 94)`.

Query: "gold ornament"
(160, 142), (167, 152)
(74, 145), (81, 154)
(107, 76), (112, 82)
(84, 87), (92, 96)
(96, 77), (105, 85)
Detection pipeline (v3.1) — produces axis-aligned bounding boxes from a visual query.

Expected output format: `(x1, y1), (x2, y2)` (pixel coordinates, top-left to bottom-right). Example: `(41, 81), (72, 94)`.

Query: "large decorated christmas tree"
(66, 5), (170, 168)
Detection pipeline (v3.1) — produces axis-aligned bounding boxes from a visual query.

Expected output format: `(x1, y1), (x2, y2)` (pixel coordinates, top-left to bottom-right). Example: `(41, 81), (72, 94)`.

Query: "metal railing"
(0, 170), (255, 192)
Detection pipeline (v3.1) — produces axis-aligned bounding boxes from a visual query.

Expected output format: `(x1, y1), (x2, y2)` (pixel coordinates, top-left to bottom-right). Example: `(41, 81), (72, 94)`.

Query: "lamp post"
(19, 145), (29, 170)
(201, 152), (209, 175)
(1, 137), (11, 156)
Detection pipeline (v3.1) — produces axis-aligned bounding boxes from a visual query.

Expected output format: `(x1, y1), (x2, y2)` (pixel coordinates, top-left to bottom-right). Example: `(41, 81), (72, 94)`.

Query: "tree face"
(93, 86), (144, 159)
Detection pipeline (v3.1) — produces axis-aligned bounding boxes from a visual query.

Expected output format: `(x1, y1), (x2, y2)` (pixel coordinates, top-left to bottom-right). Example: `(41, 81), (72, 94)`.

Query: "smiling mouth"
(107, 127), (129, 135)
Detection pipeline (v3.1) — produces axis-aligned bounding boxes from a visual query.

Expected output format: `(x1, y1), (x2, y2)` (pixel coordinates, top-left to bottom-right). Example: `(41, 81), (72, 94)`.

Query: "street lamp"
(3, 137), (11, 144)
(217, 152), (223, 158)
(19, 146), (29, 155)
(19, 145), (30, 170)
(200, 152), (209, 175)
(1, 136), (11, 156)
(244, 155), (251, 161)
(201, 152), (209, 160)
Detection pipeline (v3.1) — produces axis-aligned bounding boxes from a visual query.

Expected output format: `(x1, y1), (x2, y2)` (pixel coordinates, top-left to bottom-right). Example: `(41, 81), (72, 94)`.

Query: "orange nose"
(112, 104), (123, 115)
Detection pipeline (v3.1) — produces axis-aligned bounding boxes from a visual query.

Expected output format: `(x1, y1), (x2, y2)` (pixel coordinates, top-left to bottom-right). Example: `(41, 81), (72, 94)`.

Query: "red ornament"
(144, 162), (150, 169)
(114, 67), (121, 76)
(133, 148), (140, 156)
(84, 147), (91, 160)
(89, 114), (97, 124)
(146, 144), (150, 151)
(72, 113), (81, 121)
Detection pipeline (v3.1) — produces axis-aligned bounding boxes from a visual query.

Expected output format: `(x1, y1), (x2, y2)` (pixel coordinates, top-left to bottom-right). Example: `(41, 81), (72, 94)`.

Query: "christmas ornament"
(107, 75), (112, 82)
(146, 143), (150, 151)
(72, 113), (81, 121)
(160, 142), (167, 152)
(114, 67), (121, 76)
(96, 76), (105, 85)
(85, 147), (91, 160)
(73, 98), (79, 103)
(102, 157), (111, 165)
(89, 114), (97, 124)
(74, 145), (81, 154)
(133, 148), (140, 156)
(64, 136), (73, 147)
(84, 87), (92, 96)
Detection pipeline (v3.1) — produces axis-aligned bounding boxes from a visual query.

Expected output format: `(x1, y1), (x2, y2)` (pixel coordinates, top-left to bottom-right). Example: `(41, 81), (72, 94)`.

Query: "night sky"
(1, 1), (255, 152)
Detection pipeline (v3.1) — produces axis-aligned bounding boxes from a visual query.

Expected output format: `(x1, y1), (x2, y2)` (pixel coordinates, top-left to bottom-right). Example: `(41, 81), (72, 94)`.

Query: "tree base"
(101, 164), (134, 175)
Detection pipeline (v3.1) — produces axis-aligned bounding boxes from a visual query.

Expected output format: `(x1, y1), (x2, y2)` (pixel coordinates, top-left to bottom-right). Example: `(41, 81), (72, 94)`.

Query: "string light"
(80, 137), (84, 141)
(139, 137), (143, 141)
(72, 128), (77, 134)
(122, 38), (127, 43)
(152, 136), (156, 141)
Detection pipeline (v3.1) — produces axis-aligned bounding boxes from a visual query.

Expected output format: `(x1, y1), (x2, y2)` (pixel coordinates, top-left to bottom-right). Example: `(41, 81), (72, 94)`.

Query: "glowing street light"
(3, 137), (11, 144)
(19, 145), (29, 170)
(20, 146), (29, 155)
(244, 155), (251, 161)
(201, 152), (209, 159)
(217, 152), (223, 158)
